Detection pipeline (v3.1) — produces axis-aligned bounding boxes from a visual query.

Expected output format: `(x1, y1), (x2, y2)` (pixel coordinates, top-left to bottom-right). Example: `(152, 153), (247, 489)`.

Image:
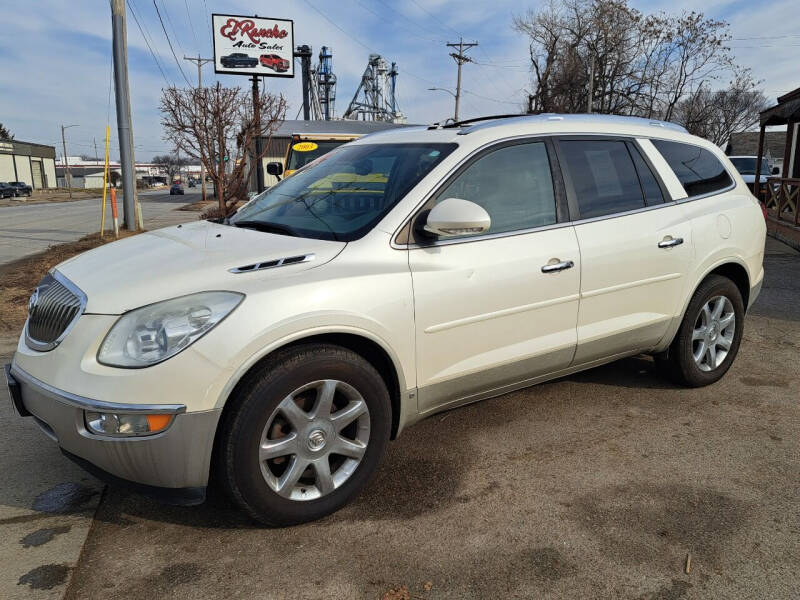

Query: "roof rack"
(430, 114), (524, 130)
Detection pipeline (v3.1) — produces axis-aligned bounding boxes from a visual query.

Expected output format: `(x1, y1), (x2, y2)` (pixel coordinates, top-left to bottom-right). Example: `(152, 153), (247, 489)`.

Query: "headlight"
(97, 291), (244, 367)
(85, 411), (173, 436)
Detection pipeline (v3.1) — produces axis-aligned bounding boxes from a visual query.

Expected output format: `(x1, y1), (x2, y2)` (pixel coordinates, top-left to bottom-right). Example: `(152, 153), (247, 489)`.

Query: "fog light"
(84, 411), (173, 436)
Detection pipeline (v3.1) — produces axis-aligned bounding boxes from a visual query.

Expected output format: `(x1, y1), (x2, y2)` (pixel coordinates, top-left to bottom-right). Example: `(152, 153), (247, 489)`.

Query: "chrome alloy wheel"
(692, 295), (735, 372)
(259, 379), (370, 501)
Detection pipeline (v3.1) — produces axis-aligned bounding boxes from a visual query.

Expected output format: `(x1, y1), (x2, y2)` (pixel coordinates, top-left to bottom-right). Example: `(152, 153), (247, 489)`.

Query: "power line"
(126, 0), (171, 85)
(184, 0), (199, 51)
(159, 0), (187, 57)
(153, 0), (192, 85)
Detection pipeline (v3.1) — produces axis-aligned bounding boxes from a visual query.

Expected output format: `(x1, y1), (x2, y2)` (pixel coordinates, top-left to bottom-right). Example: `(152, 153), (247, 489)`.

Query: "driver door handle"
(658, 237), (684, 249)
(541, 260), (575, 273)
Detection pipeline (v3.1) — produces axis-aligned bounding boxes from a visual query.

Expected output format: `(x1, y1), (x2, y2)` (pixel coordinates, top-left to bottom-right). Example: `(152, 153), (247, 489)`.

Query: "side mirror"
(424, 197), (491, 238)
(266, 162), (284, 176)
(772, 166), (780, 175)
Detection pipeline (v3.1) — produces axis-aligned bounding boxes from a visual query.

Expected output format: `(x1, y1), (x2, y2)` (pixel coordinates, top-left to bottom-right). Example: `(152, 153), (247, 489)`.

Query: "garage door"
(31, 159), (43, 189)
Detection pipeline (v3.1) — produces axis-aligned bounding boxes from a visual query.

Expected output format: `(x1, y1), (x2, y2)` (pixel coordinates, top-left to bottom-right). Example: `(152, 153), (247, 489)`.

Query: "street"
(0, 239), (793, 600)
(0, 190), (200, 267)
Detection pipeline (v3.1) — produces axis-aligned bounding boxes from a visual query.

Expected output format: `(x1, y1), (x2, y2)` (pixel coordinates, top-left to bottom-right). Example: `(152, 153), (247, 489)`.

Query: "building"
(754, 86), (800, 249)
(0, 139), (57, 189)
(726, 131), (787, 174)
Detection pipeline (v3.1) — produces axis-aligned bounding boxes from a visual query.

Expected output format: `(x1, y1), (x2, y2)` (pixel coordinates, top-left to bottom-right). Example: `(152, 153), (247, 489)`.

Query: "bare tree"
(513, 0), (758, 139)
(152, 153), (190, 182)
(674, 71), (768, 146)
(160, 82), (287, 215)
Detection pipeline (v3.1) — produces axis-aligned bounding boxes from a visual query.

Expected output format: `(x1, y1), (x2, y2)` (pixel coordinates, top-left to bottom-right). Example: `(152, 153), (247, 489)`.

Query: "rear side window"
(651, 140), (732, 197)
(559, 140), (645, 219)
(629, 145), (664, 206)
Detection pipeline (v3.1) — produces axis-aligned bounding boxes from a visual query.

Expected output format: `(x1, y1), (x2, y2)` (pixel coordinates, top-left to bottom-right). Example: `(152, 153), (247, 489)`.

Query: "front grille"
(25, 272), (86, 351)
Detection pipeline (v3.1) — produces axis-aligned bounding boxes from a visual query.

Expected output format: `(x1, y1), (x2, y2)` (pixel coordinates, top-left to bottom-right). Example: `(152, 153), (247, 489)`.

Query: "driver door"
(407, 139), (580, 414)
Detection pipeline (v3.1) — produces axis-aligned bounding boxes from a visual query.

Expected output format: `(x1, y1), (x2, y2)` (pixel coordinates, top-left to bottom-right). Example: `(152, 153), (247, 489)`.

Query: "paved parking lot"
(0, 190), (199, 266)
(1, 239), (797, 600)
(56, 239), (798, 599)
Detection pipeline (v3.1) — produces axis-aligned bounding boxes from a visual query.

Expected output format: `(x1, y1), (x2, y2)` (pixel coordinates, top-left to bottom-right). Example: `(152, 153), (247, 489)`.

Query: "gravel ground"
(50, 239), (800, 600)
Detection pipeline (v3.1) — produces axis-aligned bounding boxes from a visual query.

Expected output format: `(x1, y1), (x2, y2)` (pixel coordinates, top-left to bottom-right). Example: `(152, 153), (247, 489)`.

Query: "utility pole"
(184, 54), (213, 201)
(446, 38), (478, 122)
(93, 137), (99, 162)
(587, 57), (594, 113)
(110, 0), (138, 230)
(61, 124), (78, 199)
(251, 75), (264, 193)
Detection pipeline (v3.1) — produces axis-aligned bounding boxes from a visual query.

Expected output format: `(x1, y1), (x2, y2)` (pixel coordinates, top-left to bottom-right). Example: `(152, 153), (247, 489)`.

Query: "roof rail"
(428, 113), (525, 129)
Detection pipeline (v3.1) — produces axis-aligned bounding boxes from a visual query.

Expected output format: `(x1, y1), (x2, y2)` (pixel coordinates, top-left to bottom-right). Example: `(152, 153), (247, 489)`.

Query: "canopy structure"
(756, 87), (800, 230)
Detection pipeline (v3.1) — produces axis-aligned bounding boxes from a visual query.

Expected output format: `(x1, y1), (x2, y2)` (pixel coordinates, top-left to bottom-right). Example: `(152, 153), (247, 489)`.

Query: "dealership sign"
(212, 14), (294, 78)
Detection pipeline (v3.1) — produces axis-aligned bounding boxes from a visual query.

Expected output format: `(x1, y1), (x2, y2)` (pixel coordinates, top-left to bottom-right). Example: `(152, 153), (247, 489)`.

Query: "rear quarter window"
(651, 140), (733, 198)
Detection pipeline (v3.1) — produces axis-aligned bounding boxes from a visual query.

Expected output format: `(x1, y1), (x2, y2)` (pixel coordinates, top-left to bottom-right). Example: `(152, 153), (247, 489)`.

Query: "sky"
(0, 0), (796, 161)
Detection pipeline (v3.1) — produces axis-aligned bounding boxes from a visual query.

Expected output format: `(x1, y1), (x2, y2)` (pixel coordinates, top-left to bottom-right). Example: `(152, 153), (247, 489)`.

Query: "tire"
(657, 275), (745, 387)
(217, 344), (391, 526)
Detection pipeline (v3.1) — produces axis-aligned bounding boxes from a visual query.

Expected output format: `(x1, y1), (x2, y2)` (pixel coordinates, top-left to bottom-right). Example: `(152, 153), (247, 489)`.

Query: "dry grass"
(0, 231), (140, 333)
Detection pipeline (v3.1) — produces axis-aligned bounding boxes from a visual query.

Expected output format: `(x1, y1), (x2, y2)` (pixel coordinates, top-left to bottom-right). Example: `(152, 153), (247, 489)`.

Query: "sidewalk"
(0, 339), (103, 600)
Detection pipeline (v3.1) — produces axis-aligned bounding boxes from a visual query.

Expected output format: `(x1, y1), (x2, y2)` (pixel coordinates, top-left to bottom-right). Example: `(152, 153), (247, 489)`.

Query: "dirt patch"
(0, 230), (140, 333)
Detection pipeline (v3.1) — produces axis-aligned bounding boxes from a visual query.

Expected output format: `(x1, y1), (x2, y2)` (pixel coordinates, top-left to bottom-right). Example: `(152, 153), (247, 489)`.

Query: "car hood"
(56, 220), (346, 313)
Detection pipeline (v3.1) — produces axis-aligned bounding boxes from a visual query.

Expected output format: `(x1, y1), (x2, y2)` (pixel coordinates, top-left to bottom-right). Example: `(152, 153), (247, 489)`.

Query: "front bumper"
(6, 362), (221, 504)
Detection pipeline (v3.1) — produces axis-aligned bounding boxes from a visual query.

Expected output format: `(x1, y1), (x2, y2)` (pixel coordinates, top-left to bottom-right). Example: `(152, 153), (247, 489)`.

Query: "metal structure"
(295, 45), (338, 121)
(343, 54), (405, 123)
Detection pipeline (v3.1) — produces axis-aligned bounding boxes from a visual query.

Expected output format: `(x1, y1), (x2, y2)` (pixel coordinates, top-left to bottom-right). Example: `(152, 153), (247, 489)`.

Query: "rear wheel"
(657, 275), (744, 387)
(217, 344), (391, 526)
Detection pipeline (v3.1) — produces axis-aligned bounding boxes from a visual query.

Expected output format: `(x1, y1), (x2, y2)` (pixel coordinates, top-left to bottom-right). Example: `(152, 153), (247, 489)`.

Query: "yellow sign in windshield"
(292, 141), (319, 152)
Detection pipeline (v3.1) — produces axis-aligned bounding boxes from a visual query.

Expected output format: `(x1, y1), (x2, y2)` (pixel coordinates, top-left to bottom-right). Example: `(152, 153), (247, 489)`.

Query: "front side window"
(652, 140), (733, 197)
(430, 141), (557, 237)
(559, 140), (646, 219)
(233, 143), (456, 241)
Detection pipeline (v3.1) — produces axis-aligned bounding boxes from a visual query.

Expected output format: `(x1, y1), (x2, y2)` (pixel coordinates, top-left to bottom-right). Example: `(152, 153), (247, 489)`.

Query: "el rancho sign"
(212, 14), (294, 78)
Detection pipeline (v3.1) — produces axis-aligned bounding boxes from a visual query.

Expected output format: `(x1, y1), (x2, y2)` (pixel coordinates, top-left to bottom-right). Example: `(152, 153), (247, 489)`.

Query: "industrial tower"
(343, 54), (405, 123)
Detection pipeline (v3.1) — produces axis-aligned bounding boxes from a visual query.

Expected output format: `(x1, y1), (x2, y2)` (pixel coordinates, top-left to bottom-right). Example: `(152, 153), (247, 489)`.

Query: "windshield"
(287, 140), (350, 171)
(730, 157), (769, 175)
(232, 142), (456, 241)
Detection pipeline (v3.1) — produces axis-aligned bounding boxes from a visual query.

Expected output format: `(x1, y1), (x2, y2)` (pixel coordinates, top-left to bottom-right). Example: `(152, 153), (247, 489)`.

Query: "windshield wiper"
(230, 220), (300, 237)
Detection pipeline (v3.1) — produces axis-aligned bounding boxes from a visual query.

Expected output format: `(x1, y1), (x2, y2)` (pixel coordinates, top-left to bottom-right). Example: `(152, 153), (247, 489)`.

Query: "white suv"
(6, 115), (765, 525)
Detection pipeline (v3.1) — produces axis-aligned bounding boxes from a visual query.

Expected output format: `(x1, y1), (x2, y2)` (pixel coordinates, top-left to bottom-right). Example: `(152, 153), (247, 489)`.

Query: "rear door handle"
(541, 260), (574, 273)
(658, 237), (684, 249)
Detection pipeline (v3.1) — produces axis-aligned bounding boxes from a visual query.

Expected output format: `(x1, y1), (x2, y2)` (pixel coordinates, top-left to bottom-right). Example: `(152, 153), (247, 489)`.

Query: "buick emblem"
(28, 288), (39, 314)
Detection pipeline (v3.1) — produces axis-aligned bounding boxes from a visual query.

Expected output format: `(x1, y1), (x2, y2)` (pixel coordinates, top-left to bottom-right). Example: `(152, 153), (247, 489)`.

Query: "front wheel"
(657, 275), (745, 387)
(217, 344), (391, 526)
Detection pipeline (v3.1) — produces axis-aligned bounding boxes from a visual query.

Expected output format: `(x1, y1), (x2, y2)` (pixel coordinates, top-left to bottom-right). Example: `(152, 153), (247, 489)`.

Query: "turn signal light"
(84, 411), (173, 437)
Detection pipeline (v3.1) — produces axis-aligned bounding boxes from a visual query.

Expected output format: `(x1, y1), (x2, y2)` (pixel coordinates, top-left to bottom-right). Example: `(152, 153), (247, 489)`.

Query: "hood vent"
(229, 253), (315, 274)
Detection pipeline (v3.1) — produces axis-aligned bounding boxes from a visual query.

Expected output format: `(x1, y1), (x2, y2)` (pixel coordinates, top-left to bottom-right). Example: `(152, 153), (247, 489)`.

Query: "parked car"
(220, 53), (259, 69)
(169, 182), (184, 195)
(0, 182), (15, 198)
(5, 114), (766, 526)
(8, 181), (32, 197)
(728, 155), (779, 185)
(260, 54), (290, 72)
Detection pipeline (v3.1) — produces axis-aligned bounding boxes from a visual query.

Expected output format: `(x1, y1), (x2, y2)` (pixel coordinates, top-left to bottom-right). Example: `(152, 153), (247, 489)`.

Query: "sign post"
(212, 14), (294, 194)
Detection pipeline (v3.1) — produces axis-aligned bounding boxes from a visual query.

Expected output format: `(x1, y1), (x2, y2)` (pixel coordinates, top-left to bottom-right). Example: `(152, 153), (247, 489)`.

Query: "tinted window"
(560, 140), (645, 218)
(652, 140), (732, 197)
(629, 145), (664, 206)
(234, 143), (456, 241)
(433, 142), (556, 236)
